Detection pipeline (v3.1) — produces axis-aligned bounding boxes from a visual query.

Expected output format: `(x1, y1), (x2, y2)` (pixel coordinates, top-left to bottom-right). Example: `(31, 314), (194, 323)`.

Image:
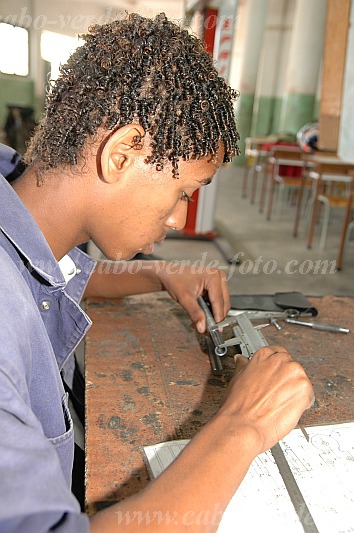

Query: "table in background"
(85, 293), (353, 514)
(293, 155), (354, 265)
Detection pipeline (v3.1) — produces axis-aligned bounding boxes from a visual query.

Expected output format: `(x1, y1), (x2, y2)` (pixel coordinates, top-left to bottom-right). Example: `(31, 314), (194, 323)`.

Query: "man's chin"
(96, 244), (155, 262)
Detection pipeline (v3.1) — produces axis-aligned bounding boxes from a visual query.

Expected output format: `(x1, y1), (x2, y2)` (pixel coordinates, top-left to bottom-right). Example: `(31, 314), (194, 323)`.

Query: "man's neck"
(12, 166), (90, 260)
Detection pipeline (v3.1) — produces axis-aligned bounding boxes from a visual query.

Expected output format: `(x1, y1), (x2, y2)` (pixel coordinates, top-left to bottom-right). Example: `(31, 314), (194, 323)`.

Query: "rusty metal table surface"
(85, 294), (353, 513)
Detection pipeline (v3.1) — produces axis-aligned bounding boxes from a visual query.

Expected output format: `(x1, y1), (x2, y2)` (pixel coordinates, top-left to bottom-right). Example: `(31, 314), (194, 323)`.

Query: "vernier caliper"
(197, 296), (308, 361)
(197, 296), (319, 533)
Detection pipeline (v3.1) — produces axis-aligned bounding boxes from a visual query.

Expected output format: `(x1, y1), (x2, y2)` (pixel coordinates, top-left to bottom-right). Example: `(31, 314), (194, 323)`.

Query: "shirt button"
(76, 265), (82, 274)
(40, 300), (51, 311)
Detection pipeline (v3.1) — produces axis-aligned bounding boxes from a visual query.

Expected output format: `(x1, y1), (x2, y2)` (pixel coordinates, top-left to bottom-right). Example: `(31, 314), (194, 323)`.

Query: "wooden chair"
(340, 219), (354, 268)
(241, 137), (270, 202)
(264, 146), (308, 221)
(306, 163), (354, 251)
(336, 171), (354, 269)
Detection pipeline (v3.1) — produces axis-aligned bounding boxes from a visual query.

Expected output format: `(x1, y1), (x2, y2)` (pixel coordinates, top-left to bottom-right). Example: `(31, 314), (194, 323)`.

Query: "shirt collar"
(58, 254), (77, 284)
(0, 173), (66, 287)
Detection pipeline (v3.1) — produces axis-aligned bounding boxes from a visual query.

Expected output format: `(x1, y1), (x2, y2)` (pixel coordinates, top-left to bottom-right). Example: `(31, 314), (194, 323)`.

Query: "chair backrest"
(245, 137), (271, 157)
(312, 163), (354, 197)
(268, 146), (305, 178)
(270, 146), (303, 160)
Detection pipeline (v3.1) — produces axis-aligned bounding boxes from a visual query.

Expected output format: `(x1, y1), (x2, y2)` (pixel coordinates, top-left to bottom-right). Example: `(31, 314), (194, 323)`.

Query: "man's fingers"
(234, 354), (249, 373)
(206, 271), (229, 324)
(180, 295), (207, 333)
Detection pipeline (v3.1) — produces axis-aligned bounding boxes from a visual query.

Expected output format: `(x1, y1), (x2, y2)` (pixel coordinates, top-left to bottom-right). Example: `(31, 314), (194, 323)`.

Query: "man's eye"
(181, 191), (193, 203)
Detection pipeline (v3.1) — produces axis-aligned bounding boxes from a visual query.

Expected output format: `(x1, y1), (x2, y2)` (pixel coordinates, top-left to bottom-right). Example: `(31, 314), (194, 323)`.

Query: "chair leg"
(342, 221), (354, 265)
(250, 165), (262, 204)
(259, 170), (267, 213)
(249, 165), (256, 203)
(293, 179), (305, 237)
(242, 160), (250, 198)
(301, 189), (313, 236)
(318, 195), (330, 250)
(336, 197), (353, 270)
(275, 181), (285, 218)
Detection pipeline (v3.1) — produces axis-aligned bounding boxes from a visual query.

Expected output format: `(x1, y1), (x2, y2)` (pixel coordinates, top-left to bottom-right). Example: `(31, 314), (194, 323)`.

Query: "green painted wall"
(250, 95), (276, 138)
(280, 93), (316, 134)
(271, 97), (283, 133)
(313, 97), (320, 121)
(243, 93), (317, 145)
(0, 76), (34, 128)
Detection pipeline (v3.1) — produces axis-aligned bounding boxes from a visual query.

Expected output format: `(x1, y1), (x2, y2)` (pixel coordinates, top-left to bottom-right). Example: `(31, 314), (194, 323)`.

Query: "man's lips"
(141, 243), (154, 254)
(138, 234), (167, 255)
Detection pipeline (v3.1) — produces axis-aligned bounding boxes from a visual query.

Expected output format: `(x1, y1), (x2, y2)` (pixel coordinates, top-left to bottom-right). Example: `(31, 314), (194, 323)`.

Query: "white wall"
(338, 0), (354, 162)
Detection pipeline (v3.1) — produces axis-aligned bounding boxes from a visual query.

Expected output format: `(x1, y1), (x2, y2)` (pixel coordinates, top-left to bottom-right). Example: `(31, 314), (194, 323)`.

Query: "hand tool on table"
(285, 318), (350, 334)
(198, 297), (319, 533)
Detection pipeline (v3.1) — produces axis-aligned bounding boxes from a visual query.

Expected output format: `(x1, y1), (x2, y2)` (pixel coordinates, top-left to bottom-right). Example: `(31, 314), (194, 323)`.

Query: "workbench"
(85, 293), (353, 514)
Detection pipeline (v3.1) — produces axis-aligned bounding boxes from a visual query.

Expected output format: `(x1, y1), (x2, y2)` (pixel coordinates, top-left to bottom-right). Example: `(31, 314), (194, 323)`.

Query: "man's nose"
(165, 200), (188, 231)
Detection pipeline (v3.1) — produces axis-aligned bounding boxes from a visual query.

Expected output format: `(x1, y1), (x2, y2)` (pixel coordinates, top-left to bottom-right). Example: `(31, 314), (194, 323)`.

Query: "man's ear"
(98, 124), (145, 183)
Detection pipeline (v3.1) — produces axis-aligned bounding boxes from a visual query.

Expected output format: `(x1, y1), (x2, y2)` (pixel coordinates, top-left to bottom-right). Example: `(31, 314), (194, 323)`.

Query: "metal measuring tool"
(285, 318), (350, 334)
(216, 312), (319, 532)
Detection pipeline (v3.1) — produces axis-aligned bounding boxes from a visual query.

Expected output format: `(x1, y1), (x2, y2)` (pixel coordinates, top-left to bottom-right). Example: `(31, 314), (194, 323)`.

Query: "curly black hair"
(25, 12), (240, 177)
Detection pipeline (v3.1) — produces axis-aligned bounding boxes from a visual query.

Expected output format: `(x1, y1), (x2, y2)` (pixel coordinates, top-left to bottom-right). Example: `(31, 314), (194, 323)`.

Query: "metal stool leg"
(318, 195), (330, 250)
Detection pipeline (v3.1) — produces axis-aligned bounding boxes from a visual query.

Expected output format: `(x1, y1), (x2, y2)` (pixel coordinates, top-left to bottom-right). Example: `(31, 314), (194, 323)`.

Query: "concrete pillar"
(277, 0), (327, 135)
(232, 0), (268, 163)
(250, 0), (292, 137)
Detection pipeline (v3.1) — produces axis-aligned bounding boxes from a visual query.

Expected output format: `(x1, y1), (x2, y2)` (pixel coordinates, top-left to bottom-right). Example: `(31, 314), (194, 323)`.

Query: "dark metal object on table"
(197, 296), (227, 375)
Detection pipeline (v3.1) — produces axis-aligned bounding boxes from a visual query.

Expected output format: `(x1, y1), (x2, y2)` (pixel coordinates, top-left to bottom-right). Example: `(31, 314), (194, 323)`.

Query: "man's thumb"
(234, 354), (249, 374)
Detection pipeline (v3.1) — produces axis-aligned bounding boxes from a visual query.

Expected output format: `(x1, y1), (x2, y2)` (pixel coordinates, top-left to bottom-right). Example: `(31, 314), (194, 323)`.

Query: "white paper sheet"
(142, 422), (354, 532)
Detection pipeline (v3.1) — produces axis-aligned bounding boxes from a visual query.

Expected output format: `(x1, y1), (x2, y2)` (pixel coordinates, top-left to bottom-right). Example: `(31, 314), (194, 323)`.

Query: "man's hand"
(156, 265), (230, 333)
(220, 346), (315, 454)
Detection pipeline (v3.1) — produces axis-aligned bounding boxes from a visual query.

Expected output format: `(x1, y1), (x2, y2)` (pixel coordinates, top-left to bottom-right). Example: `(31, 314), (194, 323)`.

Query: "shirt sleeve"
(0, 143), (22, 178)
(0, 255), (90, 532)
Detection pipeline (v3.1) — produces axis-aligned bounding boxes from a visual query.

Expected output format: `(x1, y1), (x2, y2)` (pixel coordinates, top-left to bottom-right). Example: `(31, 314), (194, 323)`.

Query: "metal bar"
(197, 296), (227, 356)
(271, 443), (319, 533)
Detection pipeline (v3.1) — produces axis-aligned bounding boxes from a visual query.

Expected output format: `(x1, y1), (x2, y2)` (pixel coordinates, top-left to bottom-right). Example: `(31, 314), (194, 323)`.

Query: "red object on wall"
(182, 189), (200, 236)
(203, 7), (218, 55)
(183, 6), (218, 236)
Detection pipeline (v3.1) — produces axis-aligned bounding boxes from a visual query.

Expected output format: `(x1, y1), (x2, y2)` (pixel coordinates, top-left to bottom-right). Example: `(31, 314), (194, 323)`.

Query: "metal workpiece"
(205, 337), (223, 376)
(197, 296), (227, 356)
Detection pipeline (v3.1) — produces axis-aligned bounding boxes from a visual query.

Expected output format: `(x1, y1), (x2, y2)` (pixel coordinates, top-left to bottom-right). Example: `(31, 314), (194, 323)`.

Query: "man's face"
(89, 145), (223, 261)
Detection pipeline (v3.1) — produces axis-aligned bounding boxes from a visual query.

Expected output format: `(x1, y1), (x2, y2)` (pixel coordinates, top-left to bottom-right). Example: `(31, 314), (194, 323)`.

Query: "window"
(0, 23), (29, 76)
(41, 31), (83, 81)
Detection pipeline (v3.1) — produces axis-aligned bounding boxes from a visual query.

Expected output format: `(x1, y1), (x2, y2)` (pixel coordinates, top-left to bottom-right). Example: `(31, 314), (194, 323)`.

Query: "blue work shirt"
(0, 152), (95, 531)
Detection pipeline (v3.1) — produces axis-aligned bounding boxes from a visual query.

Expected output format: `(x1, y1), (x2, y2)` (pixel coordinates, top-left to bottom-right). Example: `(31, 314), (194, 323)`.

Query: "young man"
(0, 13), (313, 532)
